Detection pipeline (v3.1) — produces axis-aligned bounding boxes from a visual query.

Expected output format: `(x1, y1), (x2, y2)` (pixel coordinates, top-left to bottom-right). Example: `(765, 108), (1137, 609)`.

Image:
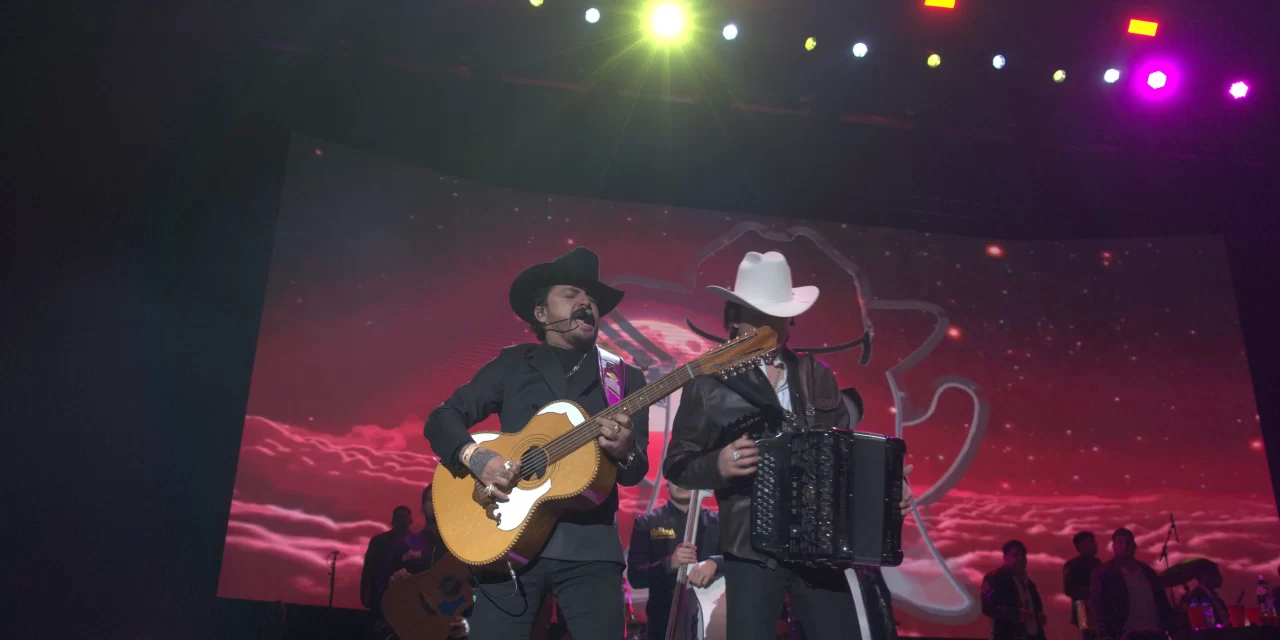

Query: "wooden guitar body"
(381, 554), (474, 640)
(434, 328), (778, 571)
(434, 400), (614, 568)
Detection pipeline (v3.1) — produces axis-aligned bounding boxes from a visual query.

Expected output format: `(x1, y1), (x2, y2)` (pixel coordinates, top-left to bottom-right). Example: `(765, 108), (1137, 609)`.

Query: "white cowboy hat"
(706, 251), (819, 318)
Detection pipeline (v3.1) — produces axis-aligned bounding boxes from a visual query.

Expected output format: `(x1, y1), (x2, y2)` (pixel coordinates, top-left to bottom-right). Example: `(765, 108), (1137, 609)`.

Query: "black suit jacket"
(626, 502), (723, 624)
(424, 343), (649, 563)
(361, 529), (399, 614)
(982, 567), (1046, 640)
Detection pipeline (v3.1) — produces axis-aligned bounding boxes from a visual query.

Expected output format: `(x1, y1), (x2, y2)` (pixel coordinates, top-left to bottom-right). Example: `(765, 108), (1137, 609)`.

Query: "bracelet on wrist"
(459, 443), (479, 466)
(616, 449), (637, 469)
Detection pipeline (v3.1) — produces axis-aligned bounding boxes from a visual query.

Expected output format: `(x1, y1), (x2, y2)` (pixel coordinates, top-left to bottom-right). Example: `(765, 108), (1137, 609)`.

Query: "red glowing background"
(217, 136), (1279, 638)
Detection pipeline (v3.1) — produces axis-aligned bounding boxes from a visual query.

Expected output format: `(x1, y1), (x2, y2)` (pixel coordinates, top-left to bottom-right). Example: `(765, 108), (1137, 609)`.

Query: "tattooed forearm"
(467, 447), (498, 478)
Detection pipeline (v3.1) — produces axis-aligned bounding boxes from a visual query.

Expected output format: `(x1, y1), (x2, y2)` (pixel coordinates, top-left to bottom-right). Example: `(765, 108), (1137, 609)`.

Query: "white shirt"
(759, 356), (791, 411)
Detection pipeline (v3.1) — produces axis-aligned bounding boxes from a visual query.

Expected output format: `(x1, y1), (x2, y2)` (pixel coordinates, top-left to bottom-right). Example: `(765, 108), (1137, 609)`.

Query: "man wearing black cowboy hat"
(424, 247), (649, 639)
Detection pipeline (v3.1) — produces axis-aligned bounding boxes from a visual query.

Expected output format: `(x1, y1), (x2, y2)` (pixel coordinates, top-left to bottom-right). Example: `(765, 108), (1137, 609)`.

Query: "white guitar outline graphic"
(472, 401), (586, 532)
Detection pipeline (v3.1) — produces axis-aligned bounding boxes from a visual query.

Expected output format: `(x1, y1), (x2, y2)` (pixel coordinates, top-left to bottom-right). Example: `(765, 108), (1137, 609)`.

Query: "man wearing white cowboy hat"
(663, 251), (912, 640)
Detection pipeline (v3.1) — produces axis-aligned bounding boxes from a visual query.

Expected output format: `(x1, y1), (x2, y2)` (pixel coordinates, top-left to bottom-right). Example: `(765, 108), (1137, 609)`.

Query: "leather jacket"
(662, 349), (851, 565)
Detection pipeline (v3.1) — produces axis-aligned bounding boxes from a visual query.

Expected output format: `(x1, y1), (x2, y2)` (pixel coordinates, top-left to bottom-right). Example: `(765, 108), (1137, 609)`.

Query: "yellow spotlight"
(805, 37), (817, 51)
(927, 53), (941, 68)
(649, 3), (685, 41)
(530, 0), (543, 6)
(1053, 69), (1067, 83)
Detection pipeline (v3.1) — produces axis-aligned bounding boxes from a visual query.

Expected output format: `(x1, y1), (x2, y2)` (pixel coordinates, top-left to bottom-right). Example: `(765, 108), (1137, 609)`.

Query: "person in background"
(380, 484), (468, 638)
(625, 482), (723, 640)
(1088, 528), (1172, 640)
(1063, 531), (1101, 640)
(982, 540), (1047, 640)
(362, 505), (413, 615)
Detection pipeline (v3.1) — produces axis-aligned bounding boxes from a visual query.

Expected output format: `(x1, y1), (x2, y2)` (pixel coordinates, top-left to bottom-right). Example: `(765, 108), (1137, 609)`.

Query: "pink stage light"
(1147, 71), (1167, 89)
(1229, 82), (1249, 99)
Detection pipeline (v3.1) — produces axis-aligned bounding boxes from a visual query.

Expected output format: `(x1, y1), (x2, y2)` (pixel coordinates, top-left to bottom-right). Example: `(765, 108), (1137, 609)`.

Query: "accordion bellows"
(751, 429), (907, 568)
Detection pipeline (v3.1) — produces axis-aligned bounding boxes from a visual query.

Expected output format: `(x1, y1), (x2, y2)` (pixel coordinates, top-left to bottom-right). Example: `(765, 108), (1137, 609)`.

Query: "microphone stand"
(328, 550), (339, 608)
(327, 550), (339, 639)
(1157, 527), (1174, 570)
(1157, 515), (1177, 602)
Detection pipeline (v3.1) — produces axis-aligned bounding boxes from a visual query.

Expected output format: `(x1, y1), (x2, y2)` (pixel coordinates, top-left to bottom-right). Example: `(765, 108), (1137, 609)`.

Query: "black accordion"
(750, 429), (907, 568)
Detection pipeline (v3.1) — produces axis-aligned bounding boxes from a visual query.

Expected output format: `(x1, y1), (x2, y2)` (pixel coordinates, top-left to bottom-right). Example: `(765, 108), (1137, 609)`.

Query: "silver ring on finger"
(503, 460), (514, 472)
(484, 484), (495, 497)
(731, 450), (741, 461)
(614, 423), (621, 434)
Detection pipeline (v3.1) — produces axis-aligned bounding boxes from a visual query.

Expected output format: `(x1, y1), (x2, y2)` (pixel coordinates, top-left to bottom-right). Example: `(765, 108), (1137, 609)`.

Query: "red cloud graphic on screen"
(219, 415), (660, 608)
(219, 416), (442, 607)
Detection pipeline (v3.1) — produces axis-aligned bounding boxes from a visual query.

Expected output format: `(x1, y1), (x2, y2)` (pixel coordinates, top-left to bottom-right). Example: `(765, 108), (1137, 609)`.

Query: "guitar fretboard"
(534, 363), (699, 467)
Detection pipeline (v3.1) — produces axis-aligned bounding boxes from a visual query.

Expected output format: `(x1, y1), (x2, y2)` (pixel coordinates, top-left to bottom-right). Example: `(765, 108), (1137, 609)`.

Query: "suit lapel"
(529, 344), (570, 400)
(564, 346), (600, 403)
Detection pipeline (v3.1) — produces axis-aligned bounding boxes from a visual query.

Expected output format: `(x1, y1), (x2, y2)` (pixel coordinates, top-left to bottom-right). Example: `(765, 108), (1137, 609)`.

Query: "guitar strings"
(513, 368), (693, 476)
(520, 338), (770, 470)
(510, 336), (771, 478)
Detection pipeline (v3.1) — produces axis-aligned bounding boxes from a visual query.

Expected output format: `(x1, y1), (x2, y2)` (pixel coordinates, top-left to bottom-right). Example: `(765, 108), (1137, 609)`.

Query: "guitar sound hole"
(520, 446), (550, 481)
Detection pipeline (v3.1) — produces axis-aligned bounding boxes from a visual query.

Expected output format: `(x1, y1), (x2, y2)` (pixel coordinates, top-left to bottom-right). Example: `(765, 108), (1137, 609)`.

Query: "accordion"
(750, 429), (907, 568)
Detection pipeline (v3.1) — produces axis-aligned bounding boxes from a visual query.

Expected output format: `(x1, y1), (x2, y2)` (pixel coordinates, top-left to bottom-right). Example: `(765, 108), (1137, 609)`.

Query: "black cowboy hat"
(508, 247), (625, 324)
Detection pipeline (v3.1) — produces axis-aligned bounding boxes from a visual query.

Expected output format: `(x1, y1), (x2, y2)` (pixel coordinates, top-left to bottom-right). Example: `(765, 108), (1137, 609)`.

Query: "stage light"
(927, 53), (941, 68)
(924, 0), (956, 8)
(1127, 19), (1158, 37)
(992, 55), (1006, 69)
(1147, 71), (1167, 89)
(1104, 68), (1121, 83)
(1230, 81), (1249, 99)
(650, 2), (691, 43)
(649, 3), (685, 41)
(805, 37), (817, 51)
(530, 0), (543, 6)
(722, 24), (738, 40)
(853, 42), (868, 58)
(585, 7), (600, 23)
(1053, 69), (1066, 83)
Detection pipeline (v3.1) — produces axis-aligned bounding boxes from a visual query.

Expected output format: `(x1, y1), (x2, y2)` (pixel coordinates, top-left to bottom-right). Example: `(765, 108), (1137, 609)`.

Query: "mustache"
(571, 307), (596, 325)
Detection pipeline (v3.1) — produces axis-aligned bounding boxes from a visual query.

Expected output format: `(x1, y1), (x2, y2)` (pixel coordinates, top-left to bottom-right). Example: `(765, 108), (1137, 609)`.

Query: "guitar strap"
(597, 346), (627, 406)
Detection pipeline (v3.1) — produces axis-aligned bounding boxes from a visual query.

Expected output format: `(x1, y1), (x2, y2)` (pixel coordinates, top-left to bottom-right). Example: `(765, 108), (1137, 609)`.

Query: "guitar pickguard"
(478, 401), (587, 533)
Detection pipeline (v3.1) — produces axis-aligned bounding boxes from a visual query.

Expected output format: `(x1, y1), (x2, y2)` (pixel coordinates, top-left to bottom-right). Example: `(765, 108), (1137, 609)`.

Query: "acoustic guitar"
(381, 554), (474, 640)
(434, 327), (778, 568)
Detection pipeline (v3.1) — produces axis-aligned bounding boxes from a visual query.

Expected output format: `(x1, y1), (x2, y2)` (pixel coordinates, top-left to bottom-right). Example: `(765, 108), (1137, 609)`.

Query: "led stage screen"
(218, 136), (1278, 638)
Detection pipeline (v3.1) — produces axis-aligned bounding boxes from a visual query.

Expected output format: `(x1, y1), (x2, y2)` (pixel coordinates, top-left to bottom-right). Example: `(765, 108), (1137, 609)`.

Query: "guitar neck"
(540, 327), (776, 468)
(544, 364), (699, 466)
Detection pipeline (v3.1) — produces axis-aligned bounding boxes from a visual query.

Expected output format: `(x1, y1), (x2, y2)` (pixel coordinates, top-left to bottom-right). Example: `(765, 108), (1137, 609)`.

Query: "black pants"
(470, 558), (623, 640)
(723, 555), (860, 640)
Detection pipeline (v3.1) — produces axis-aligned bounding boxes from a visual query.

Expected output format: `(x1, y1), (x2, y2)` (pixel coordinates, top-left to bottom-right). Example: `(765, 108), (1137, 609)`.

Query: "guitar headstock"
(692, 326), (779, 378)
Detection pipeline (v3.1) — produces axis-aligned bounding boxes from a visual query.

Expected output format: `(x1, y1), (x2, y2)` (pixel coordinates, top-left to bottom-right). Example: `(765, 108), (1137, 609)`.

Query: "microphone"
(1170, 513), (1179, 542)
(540, 307), (596, 333)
